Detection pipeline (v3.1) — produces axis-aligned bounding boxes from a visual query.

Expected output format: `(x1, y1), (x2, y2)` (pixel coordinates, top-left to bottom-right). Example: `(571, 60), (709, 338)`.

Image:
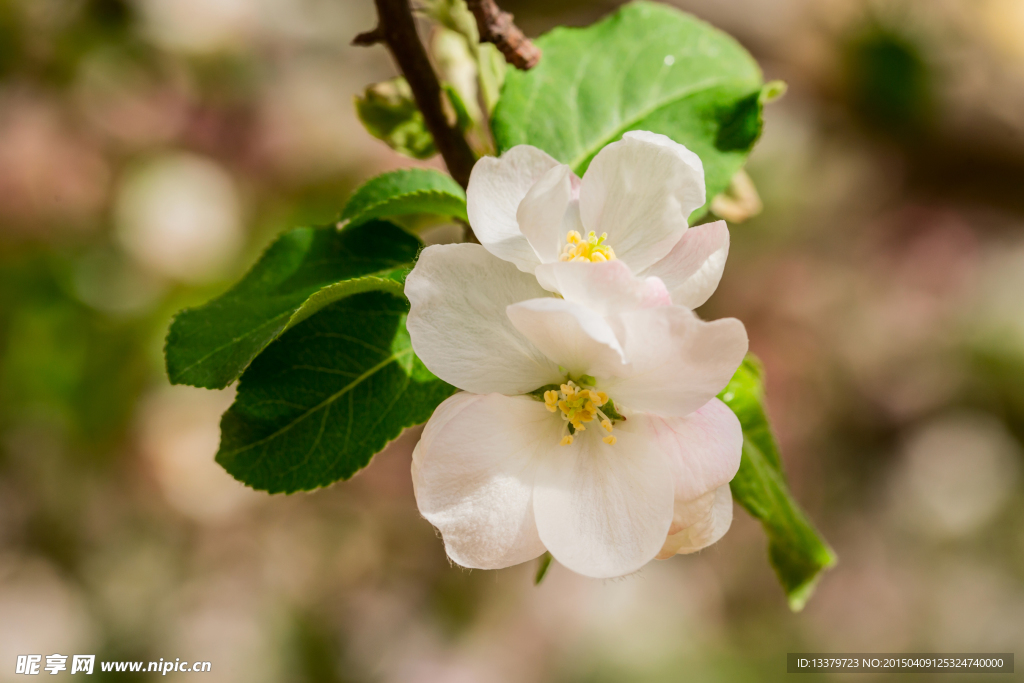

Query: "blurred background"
(1, 0), (1023, 680)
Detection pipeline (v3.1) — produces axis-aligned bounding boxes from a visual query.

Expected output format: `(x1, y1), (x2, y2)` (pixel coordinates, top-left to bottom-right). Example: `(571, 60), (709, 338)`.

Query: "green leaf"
(165, 220), (420, 390)
(340, 169), (467, 229)
(355, 77), (437, 160)
(491, 1), (768, 221)
(719, 355), (836, 611)
(216, 286), (457, 493)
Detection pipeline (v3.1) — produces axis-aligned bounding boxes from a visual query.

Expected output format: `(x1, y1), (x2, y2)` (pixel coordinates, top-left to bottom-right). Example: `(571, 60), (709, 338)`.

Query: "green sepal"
(534, 552), (553, 585)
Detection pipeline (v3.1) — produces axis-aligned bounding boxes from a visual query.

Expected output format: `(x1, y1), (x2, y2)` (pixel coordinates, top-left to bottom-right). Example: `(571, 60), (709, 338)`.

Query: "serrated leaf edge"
(339, 169), (467, 228)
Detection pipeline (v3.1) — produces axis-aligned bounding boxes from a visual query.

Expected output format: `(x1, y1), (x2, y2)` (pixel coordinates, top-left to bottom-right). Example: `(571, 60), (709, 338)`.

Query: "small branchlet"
(466, 0), (541, 70)
(355, 0), (477, 189)
(352, 27), (385, 46)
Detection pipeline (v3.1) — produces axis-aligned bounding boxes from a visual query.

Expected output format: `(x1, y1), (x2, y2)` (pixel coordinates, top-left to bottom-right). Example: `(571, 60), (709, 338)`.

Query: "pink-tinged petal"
(406, 243), (560, 395)
(467, 145), (560, 273)
(603, 307), (747, 417)
(412, 392), (556, 570)
(506, 297), (628, 380)
(640, 220), (730, 309)
(657, 485), (734, 558)
(579, 131), (705, 272)
(625, 403), (740, 559)
(532, 420), (675, 578)
(534, 260), (671, 316)
(516, 164), (577, 264)
(648, 398), (743, 503)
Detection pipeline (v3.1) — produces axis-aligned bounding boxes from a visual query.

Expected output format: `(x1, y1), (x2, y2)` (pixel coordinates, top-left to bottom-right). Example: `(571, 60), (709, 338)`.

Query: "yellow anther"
(560, 435), (574, 446)
(544, 390), (559, 412)
(559, 230), (617, 263)
(603, 435), (617, 445)
(544, 379), (620, 445)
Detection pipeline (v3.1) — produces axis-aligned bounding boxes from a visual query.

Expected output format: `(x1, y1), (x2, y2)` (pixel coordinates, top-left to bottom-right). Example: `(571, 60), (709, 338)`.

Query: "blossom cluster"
(405, 131), (748, 579)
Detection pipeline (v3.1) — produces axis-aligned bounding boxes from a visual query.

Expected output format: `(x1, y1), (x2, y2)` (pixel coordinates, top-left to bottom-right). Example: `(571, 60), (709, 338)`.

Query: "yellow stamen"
(545, 379), (620, 446)
(544, 390), (559, 412)
(560, 435), (574, 446)
(603, 435), (617, 445)
(558, 230), (617, 263)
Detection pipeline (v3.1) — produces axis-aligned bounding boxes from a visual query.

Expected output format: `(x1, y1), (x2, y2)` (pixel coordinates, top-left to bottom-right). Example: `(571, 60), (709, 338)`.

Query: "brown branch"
(356, 0), (477, 189)
(466, 0), (541, 70)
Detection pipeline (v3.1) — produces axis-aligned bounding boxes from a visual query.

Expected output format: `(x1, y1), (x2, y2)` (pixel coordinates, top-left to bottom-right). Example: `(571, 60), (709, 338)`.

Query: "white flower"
(467, 130), (731, 311)
(405, 244), (748, 578)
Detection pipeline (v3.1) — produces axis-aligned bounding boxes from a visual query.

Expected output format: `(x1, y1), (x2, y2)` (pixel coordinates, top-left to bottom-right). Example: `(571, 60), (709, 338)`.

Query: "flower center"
(543, 380), (617, 446)
(558, 230), (617, 263)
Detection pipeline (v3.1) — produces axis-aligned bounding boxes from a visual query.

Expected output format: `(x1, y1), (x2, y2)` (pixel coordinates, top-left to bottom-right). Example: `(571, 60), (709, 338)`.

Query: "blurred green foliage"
(0, 250), (151, 455)
(844, 25), (933, 138)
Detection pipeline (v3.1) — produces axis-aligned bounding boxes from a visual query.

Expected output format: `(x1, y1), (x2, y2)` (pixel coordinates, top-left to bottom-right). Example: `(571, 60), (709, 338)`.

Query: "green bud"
(354, 78), (436, 160)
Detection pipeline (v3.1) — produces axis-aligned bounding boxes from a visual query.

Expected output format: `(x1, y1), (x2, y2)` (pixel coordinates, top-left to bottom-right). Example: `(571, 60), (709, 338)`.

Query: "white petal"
(506, 297), (628, 380)
(657, 485), (734, 558)
(406, 243), (560, 394)
(412, 392), (556, 569)
(467, 145), (560, 272)
(640, 220), (730, 309)
(579, 131), (705, 272)
(603, 307), (747, 417)
(637, 400), (741, 559)
(532, 421), (675, 578)
(516, 164), (577, 264)
(534, 260), (671, 316)
(648, 398), (743, 503)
